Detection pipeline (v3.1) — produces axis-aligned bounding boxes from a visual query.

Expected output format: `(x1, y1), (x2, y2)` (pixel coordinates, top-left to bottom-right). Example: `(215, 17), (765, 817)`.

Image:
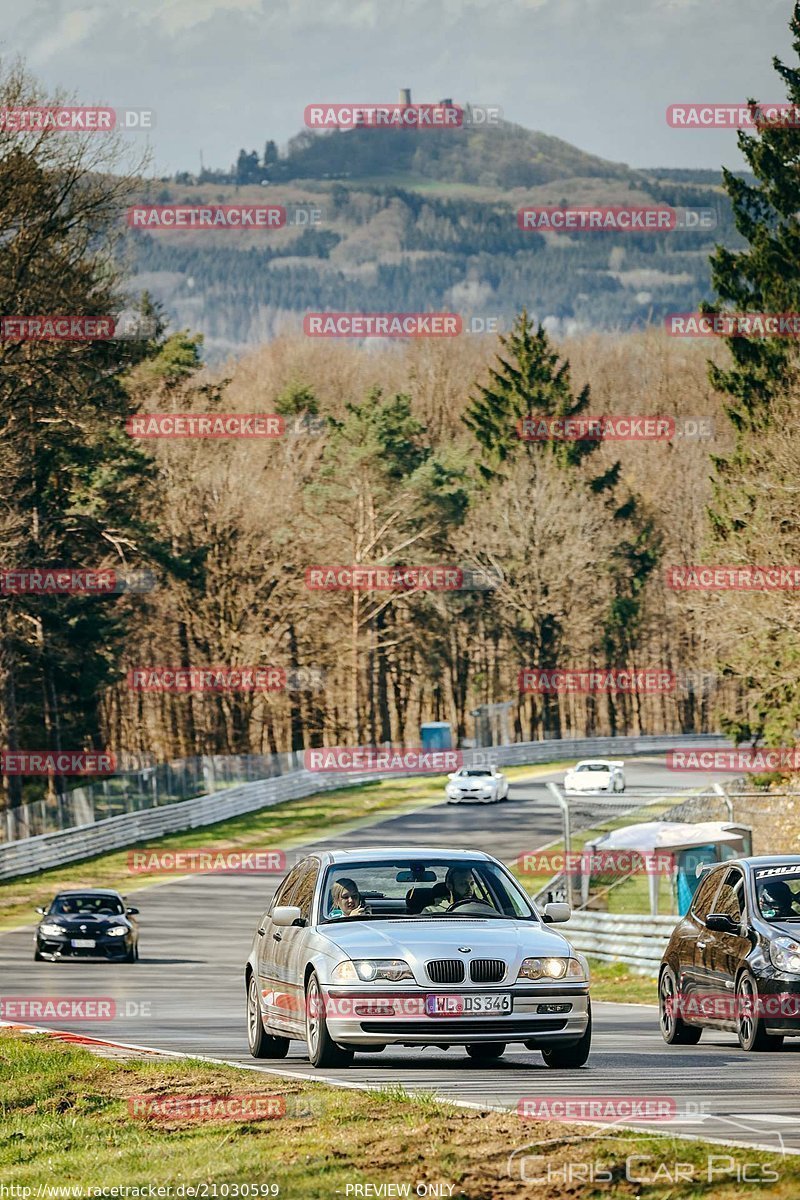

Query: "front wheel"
(737, 970), (782, 1052)
(542, 1004), (592, 1068)
(247, 973), (290, 1059)
(466, 1042), (506, 1061)
(306, 971), (354, 1068)
(659, 967), (702, 1045)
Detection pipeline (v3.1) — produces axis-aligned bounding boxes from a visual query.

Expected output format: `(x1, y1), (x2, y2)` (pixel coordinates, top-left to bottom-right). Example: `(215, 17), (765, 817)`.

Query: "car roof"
(313, 847), (494, 865)
(700, 855), (800, 874)
(52, 888), (124, 897)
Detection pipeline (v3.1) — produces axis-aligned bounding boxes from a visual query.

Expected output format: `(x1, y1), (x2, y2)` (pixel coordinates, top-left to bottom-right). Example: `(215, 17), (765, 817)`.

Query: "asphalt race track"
(2, 756), (798, 1158)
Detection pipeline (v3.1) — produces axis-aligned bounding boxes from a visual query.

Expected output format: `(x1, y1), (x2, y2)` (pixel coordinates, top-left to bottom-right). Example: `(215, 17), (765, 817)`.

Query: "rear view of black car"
(34, 889), (139, 962)
(659, 856), (800, 1052)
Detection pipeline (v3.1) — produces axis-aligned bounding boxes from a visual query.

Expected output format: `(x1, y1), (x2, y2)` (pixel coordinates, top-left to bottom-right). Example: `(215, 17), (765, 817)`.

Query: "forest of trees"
(3, 0), (800, 810)
(129, 180), (737, 360)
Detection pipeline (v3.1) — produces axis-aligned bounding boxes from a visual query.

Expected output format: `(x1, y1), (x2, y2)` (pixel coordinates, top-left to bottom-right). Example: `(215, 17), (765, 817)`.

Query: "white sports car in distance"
(563, 759), (625, 794)
(445, 766), (509, 804)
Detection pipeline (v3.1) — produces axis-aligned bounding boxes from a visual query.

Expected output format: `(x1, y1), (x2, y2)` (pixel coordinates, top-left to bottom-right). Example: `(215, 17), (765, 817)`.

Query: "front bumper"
(446, 790), (495, 803)
(754, 975), (800, 1036)
(36, 933), (133, 960)
(322, 984), (590, 1046)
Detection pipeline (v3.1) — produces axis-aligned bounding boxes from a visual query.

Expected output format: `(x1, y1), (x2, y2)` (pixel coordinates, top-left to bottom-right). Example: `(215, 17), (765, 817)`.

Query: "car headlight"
(446, 785), (459, 795)
(517, 957), (586, 982)
(770, 936), (800, 973)
(39, 923), (66, 937)
(106, 926), (129, 937)
(331, 959), (414, 983)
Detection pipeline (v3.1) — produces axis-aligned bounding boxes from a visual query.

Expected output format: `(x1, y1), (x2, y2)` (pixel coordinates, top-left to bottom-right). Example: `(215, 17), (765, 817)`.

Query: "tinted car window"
(51, 894), (124, 916)
(293, 860), (320, 922)
(713, 868), (745, 924)
(690, 869), (724, 920)
(269, 863), (306, 915)
(754, 864), (800, 920)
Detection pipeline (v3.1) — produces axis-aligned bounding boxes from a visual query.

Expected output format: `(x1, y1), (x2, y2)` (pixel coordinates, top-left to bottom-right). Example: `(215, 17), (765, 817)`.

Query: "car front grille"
(359, 1019), (569, 1036)
(427, 959), (466, 984)
(469, 959), (506, 984)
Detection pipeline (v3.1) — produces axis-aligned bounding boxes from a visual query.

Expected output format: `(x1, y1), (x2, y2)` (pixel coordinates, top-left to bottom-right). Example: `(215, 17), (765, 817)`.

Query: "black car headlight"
(39, 922), (66, 937)
(106, 926), (129, 937)
(770, 936), (800, 973)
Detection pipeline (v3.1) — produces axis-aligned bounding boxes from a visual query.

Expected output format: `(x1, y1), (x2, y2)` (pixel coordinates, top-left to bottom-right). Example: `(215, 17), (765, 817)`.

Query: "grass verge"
(0, 763), (555, 931)
(1, 1030), (796, 1200)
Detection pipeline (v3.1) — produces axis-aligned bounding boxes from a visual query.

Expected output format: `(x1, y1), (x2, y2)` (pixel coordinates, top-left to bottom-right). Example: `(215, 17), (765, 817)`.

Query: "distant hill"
(261, 120), (636, 189)
(127, 113), (744, 362)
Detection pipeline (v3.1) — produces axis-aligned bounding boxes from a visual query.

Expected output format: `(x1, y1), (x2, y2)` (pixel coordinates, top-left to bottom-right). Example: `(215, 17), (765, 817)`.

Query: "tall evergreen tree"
(706, 1), (800, 425)
(464, 309), (618, 491)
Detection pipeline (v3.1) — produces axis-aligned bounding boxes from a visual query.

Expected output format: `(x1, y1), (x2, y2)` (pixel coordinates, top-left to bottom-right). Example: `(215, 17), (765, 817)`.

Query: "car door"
(678, 866), (725, 1003)
(278, 858), (320, 1028)
(257, 862), (306, 1028)
(699, 867), (751, 1020)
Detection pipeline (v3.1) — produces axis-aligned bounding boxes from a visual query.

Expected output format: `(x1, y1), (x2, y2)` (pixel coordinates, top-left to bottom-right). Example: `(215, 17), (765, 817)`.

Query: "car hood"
(766, 920), (800, 938)
(322, 918), (573, 962)
(451, 776), (492, 786)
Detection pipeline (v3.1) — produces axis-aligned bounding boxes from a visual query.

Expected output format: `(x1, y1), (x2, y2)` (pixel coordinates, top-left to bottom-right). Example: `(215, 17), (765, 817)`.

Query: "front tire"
(659, 967), (702, 1045)
(737, 970), (782, 1052)
(305, 971), (354, 1068)
(542, 1003), (592, 1068)
(247, 973), (290, 1059)
(466, 1042), (506, 1061)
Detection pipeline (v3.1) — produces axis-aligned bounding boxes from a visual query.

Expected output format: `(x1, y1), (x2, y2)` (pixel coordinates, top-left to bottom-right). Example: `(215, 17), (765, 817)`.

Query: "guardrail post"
(713, 782), (733, 821)
(546, 780), (573, 907)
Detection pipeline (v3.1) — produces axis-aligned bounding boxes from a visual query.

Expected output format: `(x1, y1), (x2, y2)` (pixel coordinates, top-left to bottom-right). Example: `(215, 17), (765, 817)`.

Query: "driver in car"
(443, 867), (479, 908)
(759, 878), (800, 919)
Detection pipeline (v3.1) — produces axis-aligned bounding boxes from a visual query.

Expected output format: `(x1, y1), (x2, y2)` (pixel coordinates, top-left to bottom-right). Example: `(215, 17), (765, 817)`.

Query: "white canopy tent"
(582, 821), (752, 915)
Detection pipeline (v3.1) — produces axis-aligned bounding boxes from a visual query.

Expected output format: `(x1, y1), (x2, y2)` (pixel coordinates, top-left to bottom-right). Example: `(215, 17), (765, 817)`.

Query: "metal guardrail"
(0, 732), (728, 882)
(564, 910), (675, 975)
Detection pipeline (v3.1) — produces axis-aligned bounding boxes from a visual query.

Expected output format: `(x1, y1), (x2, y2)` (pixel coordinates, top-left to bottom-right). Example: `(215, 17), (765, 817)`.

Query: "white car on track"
(445, 765), (509, 804)
(563, 759), (625, 795)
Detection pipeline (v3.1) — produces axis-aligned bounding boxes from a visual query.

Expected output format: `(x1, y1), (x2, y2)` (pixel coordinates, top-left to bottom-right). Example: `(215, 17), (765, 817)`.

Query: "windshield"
(577, 763), (610, 773)
(460, 769), (491, 778)
(49, 894), (125, 916)
(320, 859), (534, 922)
(754, 865), (800, 921)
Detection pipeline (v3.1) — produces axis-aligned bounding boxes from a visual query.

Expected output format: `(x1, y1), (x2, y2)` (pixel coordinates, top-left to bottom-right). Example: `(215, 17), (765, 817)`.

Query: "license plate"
(71, 939), (96, 948)
(425, 993), (512, 1016)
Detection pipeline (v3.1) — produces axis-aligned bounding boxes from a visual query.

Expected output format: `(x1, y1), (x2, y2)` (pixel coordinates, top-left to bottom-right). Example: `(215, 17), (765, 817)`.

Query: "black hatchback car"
(659, 855), (800, 1052)
(34, 889), (139, 962)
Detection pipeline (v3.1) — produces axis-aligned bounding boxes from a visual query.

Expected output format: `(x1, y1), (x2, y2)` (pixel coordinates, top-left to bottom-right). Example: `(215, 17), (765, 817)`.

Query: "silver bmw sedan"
(244, 847), (591, 1068)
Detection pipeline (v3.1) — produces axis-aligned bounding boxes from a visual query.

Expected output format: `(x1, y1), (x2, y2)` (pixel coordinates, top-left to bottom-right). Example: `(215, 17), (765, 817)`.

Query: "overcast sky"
(1, 0), (797, 175)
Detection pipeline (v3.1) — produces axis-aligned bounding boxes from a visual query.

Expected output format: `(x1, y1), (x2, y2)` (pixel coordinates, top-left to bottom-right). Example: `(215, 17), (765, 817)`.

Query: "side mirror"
(35, 906), (46, 915)
(272, 905), (304, 928)
(706, 912), (740, 934)
(126, 907), (139, 915)
(447, 772), (457, 780)
(542, 902), (571, 924)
